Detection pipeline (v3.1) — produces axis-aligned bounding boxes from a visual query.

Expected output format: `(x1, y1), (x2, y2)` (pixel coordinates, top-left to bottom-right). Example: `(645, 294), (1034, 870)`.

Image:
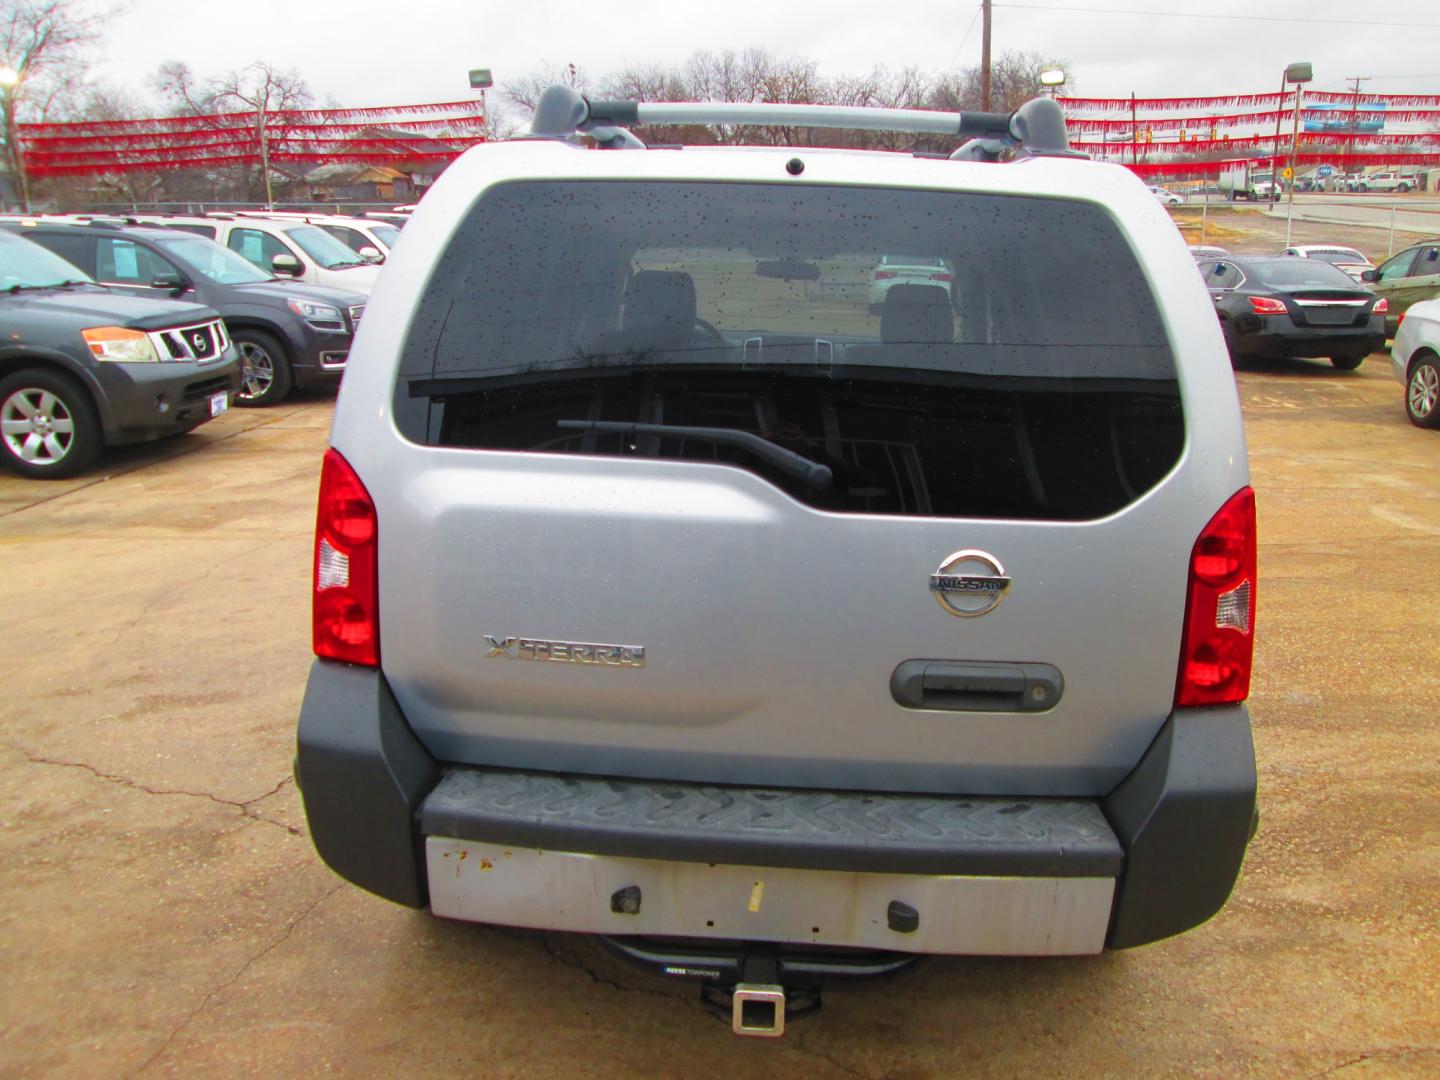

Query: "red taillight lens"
(313, 448), (379, 666)
(1247, 295), (1287, 315)
(874, 270), (897, 280)
(931, 272), (954, 282)
(1372, 297), (1389, 314)
(1176, 487), (1257, 708)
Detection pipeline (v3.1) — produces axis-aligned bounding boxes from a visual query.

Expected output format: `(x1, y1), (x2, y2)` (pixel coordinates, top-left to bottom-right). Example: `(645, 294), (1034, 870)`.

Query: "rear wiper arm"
(557, 419), (833, 491)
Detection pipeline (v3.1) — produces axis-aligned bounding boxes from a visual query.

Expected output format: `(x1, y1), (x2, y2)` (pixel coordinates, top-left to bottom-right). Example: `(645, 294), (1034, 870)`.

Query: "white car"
(1391, 297), (1440, 428)
(1280, 244), (1375, 283)
(1148, 186), (1184, 205)
(1189, 244), (1230, 261)
(866, 253), (954, 312)
(234, 212), (402, 262)
(144, 215), (381, 294)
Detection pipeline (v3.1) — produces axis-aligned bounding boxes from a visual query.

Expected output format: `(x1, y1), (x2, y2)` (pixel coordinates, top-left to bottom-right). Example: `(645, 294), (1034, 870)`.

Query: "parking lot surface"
(2, 361), (1438, 1078)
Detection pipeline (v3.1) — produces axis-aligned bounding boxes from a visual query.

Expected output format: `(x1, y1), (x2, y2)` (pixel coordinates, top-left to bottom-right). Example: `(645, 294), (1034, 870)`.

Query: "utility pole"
(1345, 76), (1370, 176)
(1131, 92), (1138, 166)
(981, 0), (992, 111)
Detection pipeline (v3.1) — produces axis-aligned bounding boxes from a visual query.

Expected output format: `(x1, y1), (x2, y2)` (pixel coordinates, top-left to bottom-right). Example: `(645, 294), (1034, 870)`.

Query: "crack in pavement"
(790, 1041), (875, 1080)
(1307, 1046), (1436, 1079)
(0, 408), (306, 520)
(125, 882), (344, 1078)
(539, 935), (709, 1011)
(105, 543), (279, 647)
(7, 744), (301, 835)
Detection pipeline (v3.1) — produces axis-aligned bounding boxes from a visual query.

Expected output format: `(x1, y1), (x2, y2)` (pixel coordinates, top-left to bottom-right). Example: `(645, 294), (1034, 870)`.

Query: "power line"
(946, 5), (984, 70)
(990, 3), (1440, 28)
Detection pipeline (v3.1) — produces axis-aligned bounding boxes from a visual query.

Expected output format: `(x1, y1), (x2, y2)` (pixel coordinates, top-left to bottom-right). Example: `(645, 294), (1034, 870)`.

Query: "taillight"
(1372, 297), (1389, 314)
(1176, 487), (1257, 708)
(313, 448), (379, 666)
(931, 272), (954, 282)
(1247, 296), (1287, 315)
(874, 270), (897, 280)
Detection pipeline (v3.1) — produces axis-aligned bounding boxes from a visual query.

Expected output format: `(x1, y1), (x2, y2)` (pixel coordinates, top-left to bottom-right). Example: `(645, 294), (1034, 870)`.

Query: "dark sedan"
(1197, 255), (1387, 370)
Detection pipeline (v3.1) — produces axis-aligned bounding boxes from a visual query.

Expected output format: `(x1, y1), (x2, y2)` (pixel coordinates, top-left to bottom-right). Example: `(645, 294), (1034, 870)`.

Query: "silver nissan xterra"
(296, 87), (1258, 1037)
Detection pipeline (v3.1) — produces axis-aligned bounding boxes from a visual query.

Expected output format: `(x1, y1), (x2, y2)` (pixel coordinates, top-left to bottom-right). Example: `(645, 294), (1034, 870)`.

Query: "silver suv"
(296, 88), (1259, 1037)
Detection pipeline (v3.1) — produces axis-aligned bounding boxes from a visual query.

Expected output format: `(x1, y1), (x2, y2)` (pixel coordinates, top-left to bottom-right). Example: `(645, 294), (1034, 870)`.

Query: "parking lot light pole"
(1282, 62), (1313, 247)
(0, 65), (27, 212)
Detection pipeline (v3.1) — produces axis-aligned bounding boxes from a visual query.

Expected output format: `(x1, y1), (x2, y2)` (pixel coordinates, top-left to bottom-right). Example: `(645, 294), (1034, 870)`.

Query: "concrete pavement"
(2, 366), (1438, 1077)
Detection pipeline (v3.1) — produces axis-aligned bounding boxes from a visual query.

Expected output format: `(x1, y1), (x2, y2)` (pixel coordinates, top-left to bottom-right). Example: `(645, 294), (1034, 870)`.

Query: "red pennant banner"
(18, 99), (488, 176)
(1059, 92), (1290, 112)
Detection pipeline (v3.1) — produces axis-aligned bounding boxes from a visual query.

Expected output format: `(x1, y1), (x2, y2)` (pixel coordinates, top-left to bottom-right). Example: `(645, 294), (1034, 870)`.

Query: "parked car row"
(0, 207), (412, 476)
(1191, 234), (1440, 428)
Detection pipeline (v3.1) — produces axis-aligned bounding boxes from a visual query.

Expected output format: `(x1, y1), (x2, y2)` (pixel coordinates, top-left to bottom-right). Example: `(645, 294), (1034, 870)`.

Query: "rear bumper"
(1235, 319), (1385, 359)
(296, 660), (1255, 952)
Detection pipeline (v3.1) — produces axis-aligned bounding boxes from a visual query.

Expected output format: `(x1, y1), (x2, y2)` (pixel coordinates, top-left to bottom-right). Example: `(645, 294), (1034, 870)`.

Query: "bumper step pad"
(421, 767), (1121, 877)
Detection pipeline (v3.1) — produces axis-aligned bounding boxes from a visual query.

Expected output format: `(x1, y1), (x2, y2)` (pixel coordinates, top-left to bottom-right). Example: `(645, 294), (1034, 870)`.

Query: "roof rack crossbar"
(527, 85), (1077, 157)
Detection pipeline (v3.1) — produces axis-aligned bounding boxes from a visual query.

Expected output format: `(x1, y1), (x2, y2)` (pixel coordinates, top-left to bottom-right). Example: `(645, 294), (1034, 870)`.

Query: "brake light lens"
(874, 270), (897, 280)
(313, 448), (378, 666)
(1176, 487), (1257, 708)
(931, 272), (955, 282)
(1247, 296), (1288, 315)
(1372, 297), (1389, 314)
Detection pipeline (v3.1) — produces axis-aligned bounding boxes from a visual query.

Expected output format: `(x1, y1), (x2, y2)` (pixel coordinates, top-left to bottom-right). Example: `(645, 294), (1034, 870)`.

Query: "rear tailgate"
(379, 449), (1196, 796)
(342, 160), (1248, 799)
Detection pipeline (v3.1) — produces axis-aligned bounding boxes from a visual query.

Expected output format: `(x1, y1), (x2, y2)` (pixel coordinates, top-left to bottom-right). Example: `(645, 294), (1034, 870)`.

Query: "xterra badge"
(485, 635), (646, 669)
(929, 550), (1012, 617)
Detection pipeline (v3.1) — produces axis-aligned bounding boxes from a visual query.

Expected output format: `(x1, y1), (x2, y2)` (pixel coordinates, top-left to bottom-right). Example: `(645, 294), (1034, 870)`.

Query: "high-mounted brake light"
(1373, 297), (1389, 314)
(313, 448), (379, 666)
(1247, 296), (1287, 315)
(1176, 487), (1257, 708)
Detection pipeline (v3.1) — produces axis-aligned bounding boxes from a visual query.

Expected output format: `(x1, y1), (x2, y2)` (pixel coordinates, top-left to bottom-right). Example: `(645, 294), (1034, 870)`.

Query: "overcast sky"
(94, 0), (1440, 116)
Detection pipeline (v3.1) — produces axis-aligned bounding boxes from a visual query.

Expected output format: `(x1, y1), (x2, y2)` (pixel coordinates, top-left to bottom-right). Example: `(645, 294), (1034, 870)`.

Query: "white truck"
(1219, 160), (1278, 201)
(1355, 172), (1418, 193)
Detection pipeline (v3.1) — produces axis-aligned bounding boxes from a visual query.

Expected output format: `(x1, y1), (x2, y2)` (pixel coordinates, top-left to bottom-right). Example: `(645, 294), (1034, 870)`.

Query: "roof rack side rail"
(526, 84), (1080, 157)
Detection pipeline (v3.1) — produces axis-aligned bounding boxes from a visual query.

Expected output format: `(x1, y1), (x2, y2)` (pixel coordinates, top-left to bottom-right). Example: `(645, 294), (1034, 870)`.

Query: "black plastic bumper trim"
(419, 767), (1122, 878)
(295, 660), (438, 908)
(1102, 707), (1257, 949)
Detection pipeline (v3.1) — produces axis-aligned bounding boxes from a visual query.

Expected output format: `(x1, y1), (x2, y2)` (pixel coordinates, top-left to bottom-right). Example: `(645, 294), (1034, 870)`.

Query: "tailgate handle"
(890, 660), (1064, 712)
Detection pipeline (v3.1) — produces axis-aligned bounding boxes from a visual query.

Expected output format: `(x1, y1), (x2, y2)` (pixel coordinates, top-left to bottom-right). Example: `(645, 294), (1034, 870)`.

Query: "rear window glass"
(395, 180), (1183, 521)
(1249, 260), (1357, 288)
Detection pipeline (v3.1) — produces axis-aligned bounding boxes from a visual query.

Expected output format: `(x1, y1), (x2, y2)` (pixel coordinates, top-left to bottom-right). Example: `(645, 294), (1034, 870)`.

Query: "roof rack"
(526, 85), (1080, 161)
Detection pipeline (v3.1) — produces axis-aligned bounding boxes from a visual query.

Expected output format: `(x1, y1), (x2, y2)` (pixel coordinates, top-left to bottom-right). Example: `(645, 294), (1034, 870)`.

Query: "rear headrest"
(623, 270), (697, 351)
(881, 284), (954, 345)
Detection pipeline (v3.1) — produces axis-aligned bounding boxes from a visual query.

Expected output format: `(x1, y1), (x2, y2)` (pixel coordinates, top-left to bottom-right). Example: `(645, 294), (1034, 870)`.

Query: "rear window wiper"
(557, 419), (833, 490)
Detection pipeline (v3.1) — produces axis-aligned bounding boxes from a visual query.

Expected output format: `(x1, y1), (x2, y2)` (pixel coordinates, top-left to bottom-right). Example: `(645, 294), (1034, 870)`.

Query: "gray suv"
(0, 231), (239, 478)
(296, 89), (1259, 1037)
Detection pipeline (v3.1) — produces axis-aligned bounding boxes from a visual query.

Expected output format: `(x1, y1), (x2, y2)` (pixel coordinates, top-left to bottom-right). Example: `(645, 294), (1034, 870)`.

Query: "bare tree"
(500, 60), (588, 116)
(150, 59), (315, 205)
(0, 0), (120, 208)
(930, 50), (1071, 114)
